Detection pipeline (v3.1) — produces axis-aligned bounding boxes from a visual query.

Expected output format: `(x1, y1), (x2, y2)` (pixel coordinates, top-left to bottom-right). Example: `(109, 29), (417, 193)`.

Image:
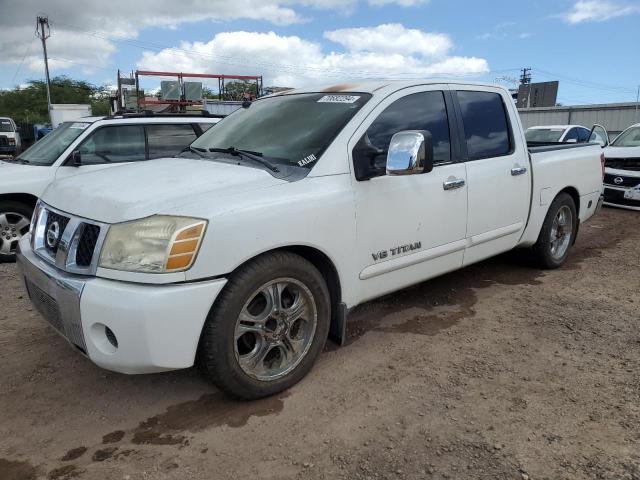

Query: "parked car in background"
(603, 123), (640, 210)
(0, 117), (22, 157)
(17, 81), (604, 399)
(526, 124), (593, 144)
(0, 113), (221, 262)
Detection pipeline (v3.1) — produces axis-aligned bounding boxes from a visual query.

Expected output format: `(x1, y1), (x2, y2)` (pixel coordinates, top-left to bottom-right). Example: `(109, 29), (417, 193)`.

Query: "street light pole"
(36, 16), (52, 121)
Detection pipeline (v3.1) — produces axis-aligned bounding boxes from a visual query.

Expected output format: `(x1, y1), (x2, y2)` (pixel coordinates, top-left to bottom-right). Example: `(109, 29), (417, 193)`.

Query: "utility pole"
(519, 67), (532, 85)
(36, 16), (52, 118)
(636, 85), (639, 123)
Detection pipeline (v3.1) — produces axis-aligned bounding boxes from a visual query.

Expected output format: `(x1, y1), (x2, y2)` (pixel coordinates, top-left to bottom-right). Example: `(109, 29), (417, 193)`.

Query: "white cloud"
(324, 24), (451, 58)
(136, 26), (489, 87)
(561, 0), (640, 23)
(0, 0), (433, 79)
(477, 21), (531, 40)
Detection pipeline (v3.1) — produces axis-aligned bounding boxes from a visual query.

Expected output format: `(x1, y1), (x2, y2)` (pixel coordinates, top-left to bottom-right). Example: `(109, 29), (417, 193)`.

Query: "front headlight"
(98, 215), (207, 273)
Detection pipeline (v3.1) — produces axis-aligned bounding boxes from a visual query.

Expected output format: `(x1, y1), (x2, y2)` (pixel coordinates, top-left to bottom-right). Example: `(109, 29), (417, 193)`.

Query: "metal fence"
(518, 102), (640, 140)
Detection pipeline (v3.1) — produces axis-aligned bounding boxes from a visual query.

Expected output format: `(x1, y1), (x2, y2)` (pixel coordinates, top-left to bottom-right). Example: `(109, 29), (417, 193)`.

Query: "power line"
(532, 67), (635, 94)
(10, 39), (36, 86)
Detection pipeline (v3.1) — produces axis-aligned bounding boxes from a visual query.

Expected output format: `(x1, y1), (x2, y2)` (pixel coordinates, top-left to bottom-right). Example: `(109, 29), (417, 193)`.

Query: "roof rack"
(106, 111), (226, 120)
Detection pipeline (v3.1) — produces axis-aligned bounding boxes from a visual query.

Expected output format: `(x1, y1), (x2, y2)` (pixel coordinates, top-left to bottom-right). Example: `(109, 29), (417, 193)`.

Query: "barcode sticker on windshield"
(317, 95), (360, 104)
(69, 123), (90, 129)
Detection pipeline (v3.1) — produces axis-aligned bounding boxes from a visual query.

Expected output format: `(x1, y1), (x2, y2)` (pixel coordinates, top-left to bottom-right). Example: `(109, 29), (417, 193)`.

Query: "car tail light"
(600, 153), (605, 180)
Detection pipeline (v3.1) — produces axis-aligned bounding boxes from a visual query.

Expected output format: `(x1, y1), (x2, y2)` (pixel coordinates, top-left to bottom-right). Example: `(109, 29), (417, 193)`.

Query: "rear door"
(452, 87), (531, 266)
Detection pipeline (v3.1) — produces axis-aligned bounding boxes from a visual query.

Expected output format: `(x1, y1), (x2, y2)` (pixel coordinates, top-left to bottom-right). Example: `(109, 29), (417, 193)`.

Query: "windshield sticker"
(69, 122), (90, 130)
(1, 121), (10, 125)
(317, 95), (361, 104)
(298, 153), (317, 167)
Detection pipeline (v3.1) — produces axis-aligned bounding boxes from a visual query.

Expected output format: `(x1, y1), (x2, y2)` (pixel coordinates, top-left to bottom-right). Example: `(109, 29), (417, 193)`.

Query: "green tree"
(222, 80), (259, 101)
(0, 76), (112, 124)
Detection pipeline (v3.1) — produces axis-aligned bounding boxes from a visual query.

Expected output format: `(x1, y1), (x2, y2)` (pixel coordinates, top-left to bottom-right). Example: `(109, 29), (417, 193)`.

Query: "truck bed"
(527, 142), (599, 152)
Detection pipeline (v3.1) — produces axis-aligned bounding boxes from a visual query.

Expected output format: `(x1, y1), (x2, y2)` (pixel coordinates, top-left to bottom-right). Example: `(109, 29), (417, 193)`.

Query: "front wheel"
(197, 252), (331, 399)
(0, 201), (33, 263)
(532, 193), (577, 269)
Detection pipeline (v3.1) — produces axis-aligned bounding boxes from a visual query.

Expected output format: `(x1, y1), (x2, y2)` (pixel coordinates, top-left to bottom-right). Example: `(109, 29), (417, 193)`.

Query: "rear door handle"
(511, 166), (527, 176)
(443, 178), (465, 190)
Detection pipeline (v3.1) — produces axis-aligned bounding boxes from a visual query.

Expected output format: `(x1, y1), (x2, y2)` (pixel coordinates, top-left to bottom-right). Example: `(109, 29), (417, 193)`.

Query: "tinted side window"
(366, 91), (451, 165)
(147, 124), (198, 158)
(198, 123), (215, 133)
(457, 91), (511, 160)
(577, 128), (590, 143)
(78, 126), (146, 165)
(564, 128), (579, 142)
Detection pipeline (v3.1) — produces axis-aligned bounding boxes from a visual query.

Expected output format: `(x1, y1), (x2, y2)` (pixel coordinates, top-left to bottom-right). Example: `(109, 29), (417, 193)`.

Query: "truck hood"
(0, 161), (53, 195)
(41, 157), (287, 223)
(604, 145), (640, 158)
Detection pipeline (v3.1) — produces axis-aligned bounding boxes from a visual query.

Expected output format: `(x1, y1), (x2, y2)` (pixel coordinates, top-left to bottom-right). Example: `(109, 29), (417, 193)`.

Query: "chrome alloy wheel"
(0, 212), (30, 256)
(549, 205), (573, 260)
(234, 278), (318, 382)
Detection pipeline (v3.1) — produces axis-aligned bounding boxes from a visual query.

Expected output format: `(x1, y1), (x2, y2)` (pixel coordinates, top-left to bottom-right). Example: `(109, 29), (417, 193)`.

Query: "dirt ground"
(0, 207), (638, 480)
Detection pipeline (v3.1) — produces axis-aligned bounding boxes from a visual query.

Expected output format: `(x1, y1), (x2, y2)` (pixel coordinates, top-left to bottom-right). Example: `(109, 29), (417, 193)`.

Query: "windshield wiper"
(209, 147), (279, 173)
(182, 146), (208, 158)
(4, 157), (30, 164)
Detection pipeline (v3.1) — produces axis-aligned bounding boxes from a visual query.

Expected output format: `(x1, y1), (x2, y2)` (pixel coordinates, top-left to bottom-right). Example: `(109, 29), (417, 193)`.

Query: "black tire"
(532, 193), (577, 269)
(197, 251), (331, 400)
(0, 200), (34, 263)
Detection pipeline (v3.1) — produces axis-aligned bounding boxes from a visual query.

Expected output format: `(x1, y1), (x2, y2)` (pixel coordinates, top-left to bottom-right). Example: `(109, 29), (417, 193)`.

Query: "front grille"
(603, 187), (640, 207)
(33, 202), (107, 275)
(25, 279), (64, 333)
(605, 157), (640, 171)
(75, 224), (101, 267)
(44, 211), (70, 256)
(603, 173), (640, 188)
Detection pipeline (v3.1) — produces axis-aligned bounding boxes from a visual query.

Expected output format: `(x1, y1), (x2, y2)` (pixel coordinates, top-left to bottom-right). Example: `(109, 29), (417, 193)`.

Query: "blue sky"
(1, 0), (639, 105)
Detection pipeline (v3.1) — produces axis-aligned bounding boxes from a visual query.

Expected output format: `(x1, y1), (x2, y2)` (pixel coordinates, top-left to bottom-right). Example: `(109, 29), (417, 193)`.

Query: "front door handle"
(511, 166), (527, 176)
(443, 178), (465, 190)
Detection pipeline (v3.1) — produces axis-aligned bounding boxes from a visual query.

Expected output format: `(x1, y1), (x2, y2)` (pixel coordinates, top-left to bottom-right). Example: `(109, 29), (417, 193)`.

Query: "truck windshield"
(0, 120), (14, 132)
(525, 128), (565, 143)
(17, 122), (90, 166)
(611, 126), (640, 147)
(191, 93), (371, 169)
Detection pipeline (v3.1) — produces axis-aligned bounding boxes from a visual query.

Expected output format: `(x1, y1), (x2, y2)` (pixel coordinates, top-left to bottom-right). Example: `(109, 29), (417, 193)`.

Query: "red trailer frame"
(130, 70), (263, 112)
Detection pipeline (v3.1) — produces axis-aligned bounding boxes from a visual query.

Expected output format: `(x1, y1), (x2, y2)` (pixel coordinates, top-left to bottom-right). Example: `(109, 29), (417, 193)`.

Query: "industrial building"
(518, 102), (640, 140)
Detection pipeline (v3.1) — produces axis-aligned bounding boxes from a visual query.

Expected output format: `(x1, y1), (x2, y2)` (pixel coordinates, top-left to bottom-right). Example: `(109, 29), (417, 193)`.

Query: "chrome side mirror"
(386, 130), (434, 176)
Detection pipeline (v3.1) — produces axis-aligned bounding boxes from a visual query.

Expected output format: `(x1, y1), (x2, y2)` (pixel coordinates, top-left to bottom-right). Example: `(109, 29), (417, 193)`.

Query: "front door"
(351, 86), (468, 303)
(55, 124), (147, 182)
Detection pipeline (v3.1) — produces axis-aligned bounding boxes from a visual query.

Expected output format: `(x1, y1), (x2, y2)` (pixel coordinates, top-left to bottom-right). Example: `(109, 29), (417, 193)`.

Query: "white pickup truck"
(17, 81), (604, 399)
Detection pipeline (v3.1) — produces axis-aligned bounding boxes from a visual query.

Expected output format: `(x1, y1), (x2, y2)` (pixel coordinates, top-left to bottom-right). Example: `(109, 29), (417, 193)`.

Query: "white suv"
(0, 114), (220, 261)
(0, 117), (21, 156)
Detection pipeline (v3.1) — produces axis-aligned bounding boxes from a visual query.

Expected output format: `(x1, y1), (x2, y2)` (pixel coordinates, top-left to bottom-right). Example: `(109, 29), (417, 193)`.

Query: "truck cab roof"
(280, 80), (510, 98)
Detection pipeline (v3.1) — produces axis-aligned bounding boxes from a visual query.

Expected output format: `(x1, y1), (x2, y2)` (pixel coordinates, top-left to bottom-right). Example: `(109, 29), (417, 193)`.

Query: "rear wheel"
(532, 193), (577, 269)
(0, 201), (33, 263)
(198, 252), (331, 399)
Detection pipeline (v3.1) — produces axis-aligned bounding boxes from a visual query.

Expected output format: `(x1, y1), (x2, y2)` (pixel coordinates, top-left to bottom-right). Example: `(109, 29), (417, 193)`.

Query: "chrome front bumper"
(17, 236), (89, 352)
